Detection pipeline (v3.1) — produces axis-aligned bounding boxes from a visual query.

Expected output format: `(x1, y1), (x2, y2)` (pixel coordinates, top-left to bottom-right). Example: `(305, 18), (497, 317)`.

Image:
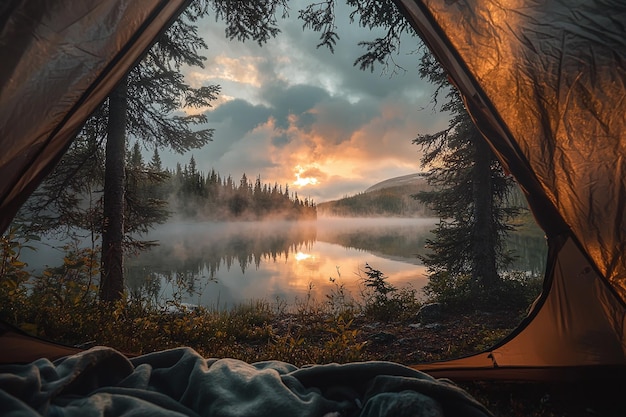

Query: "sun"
(294, 176), (318, 187)
(294, 252), (312, 262)
(293, 165), (319, 187)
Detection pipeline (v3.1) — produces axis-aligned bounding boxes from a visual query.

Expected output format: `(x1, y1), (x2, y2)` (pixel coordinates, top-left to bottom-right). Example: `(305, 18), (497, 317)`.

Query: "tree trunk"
(471, 134), (500, 290)
(100, 75), (127, 302)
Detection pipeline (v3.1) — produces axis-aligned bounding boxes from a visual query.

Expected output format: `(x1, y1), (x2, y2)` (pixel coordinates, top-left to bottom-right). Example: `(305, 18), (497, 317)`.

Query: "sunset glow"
(293, 165), (319, 188)
(294, 251), (312, 261)
(168, 6), (450, 203)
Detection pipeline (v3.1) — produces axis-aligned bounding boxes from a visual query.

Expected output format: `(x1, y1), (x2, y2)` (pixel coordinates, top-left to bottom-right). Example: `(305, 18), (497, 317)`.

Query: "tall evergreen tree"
(124, 143), (170, 245)
(413, 53), (519, 301)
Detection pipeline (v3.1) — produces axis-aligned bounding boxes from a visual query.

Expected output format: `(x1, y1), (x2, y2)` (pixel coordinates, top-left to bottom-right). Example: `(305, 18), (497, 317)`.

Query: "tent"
(395, 0), (626, 381)
(0, 0), (624, 387)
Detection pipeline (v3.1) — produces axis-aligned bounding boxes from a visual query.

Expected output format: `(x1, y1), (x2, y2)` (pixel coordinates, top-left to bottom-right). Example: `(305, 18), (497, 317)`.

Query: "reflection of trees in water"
(200, 226), (316, 273)
(126, 266), (162, 303)
(126, 222), (317, 296)
(125, 219), (548, 299)
(318, 220), (547, 275)
(317, 222), (435, 261)
(505, 233), (547, 275)
(126, 263), (207, 303)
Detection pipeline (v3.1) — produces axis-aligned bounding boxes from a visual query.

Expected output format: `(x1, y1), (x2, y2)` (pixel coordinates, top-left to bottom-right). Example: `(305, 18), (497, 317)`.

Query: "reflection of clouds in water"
(231, 240), (427, 305)
(146, 240), (428, 309)
(127, 219), (435, 309)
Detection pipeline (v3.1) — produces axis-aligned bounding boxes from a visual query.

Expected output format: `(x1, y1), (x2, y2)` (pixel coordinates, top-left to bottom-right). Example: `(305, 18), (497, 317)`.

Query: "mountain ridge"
(317, 173), (433, 217)
(365, 173), (426, 193)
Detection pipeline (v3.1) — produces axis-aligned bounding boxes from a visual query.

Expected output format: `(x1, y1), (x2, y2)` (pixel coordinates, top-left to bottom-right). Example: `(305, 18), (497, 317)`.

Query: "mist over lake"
(122, 216), (546, 309)
(19, 216), (547, 310)
(125, 217), (439, 309)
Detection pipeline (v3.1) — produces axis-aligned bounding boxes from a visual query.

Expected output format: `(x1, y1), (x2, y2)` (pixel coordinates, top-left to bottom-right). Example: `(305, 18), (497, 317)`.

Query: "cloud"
(261, 82), (329, 128)
(206, 99), (272, 137)
(171, 2), (450, 202)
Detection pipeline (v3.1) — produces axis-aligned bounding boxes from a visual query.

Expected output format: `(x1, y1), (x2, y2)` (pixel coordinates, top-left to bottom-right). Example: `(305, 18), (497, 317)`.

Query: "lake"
(123, 217), (547, 309)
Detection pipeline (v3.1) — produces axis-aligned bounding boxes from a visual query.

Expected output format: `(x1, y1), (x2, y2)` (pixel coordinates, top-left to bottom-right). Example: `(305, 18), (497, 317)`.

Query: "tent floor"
(460, 379), (626, 417)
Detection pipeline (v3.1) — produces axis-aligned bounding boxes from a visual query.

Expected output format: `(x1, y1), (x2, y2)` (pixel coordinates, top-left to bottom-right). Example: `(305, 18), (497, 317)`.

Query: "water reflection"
(126, 217), (547, 309)
(507, 233), (547, 275)
(126, 218), (437, 308)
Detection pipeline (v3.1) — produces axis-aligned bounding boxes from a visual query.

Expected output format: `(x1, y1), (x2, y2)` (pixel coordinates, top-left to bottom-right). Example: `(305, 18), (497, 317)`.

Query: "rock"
(368, 332), (396, 343)
(416, 303), (443, 324)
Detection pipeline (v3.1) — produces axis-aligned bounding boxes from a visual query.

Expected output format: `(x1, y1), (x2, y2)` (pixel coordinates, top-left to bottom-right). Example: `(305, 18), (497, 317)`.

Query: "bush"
(423, 270), (543, 313)
(0, 227), (34, 326)
(360, 264), (422, 321)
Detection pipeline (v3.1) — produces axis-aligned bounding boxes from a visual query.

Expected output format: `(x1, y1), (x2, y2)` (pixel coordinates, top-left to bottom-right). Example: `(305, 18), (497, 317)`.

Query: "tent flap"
(0, 0), (190, 234)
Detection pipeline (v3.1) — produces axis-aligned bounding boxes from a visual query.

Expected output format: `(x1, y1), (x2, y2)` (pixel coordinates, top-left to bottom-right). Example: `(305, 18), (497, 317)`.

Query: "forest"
(138, 151), (317, 222)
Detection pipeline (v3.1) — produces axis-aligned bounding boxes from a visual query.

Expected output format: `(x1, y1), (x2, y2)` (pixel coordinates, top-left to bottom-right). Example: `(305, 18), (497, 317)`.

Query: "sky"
(168, 2), (450, 203)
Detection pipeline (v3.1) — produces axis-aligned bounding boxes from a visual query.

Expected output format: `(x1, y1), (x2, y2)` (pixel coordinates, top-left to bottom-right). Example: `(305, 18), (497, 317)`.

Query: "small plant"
(0, 226), (37, 325)
(325, 275), (357, 317)
(360, 264), (421, 321)
(321, 314), (365, 363)
(269, 331), (308, 365)
(422, 271), (474, 310)
(362, 263), (397, 302)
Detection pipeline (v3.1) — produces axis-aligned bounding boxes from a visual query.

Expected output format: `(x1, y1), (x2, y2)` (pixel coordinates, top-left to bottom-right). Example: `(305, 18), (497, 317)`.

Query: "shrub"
(360, 264), (422, 321)
(423, 269), (543, 313)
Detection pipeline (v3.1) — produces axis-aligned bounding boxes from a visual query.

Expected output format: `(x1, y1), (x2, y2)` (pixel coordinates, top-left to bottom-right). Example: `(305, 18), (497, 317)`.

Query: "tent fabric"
(416, 236), (626, 380)
(0, 0), (190, 235)
(0, 320), (81, 365)
(396, 0), (626, 379)
(0, 345), (494, 417)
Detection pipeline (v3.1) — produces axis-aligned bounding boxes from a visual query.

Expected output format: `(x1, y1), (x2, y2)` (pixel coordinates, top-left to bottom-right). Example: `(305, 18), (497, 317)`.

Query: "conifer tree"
(413, 53), (519, 301)
(98, 1), (291, 301)
(124, 143), (169, 248)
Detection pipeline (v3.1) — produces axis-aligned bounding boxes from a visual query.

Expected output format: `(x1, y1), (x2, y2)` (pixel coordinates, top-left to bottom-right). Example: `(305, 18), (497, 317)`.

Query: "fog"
(18, 216), (546, 309)
(124, 217), (437, 308)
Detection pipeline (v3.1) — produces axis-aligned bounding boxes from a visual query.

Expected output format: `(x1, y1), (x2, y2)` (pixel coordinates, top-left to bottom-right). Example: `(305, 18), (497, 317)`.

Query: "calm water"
(124, 217), (547, 309)
(125, 218), (435, 308)
(19, 217), (547, 309)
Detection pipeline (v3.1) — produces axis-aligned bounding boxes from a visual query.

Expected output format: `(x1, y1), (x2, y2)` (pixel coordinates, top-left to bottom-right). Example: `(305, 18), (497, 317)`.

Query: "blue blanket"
(0, 346), (493, 416)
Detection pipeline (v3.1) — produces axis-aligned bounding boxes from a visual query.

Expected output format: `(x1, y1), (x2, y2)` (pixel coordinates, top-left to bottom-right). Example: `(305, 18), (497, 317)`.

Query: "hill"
(317, 173), (434, 217)
(364, 173), (426, 193)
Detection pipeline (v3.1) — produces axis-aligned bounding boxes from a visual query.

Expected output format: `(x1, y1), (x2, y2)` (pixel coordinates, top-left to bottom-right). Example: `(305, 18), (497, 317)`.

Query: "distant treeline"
(163, 156), (316, 221)
(317, 184), (435, 218)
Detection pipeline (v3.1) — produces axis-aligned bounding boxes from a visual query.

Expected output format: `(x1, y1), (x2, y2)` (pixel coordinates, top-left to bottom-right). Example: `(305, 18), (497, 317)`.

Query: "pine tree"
(99, 4), (219, 301)
(413, 52), (519, 302)
(124, 143), (169, 249)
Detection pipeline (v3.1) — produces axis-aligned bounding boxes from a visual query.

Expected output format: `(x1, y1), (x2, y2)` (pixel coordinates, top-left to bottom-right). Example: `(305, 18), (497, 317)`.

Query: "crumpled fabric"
(0, 346), (493, 416)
